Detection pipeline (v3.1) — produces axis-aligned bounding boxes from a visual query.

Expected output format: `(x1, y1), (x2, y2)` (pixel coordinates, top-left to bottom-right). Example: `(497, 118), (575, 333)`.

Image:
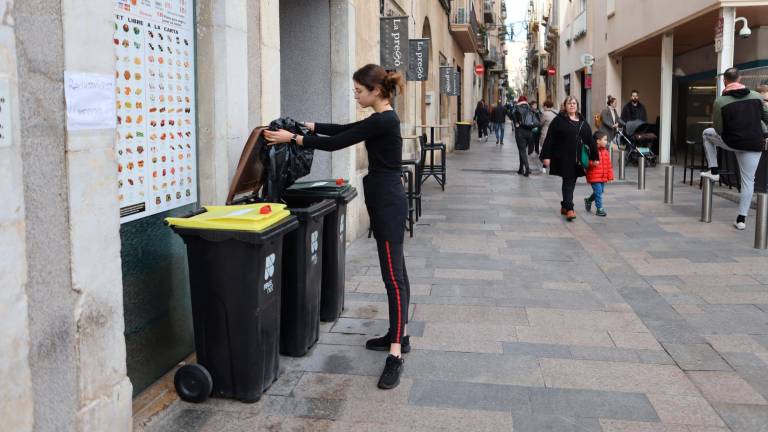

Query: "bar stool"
(421, 133), (447, 190)
(717, 147), (740, 191)
(401, 137), (423, 221)
(683, 140), (708, 186)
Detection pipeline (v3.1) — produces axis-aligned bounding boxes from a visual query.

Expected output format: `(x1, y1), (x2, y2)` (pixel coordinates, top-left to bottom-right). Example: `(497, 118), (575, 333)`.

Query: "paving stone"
(637, 349), (676, 365)
(687, 371), (768, 405)
(501, 341), (572, 358)
(529, 387), (659, 422)
(407, 379), (531, 413)
(516, 326), (615, 347)
(330, 318), (424, 337)
(291, 372), (411, 405)
(433, 268), (504, 280)
(609, 331), (664, 351)
(569, 346), (642, 363)
(713, 403), (768, 432)
(525, 308), (648, 332)
(704, 334), (768, 354)
(339, 401), (514, 431)
(421, 322), (517, 342)
(412, 304), (528, 324)
(405, 350), (544, 387)
(662, 343), (732, 371)
(539, 358), (699, 396)
(647, 394), (726, 427)
(512, 415), (603, 432)
(273, 397), (344, 420)
(598, 419), (690, 432)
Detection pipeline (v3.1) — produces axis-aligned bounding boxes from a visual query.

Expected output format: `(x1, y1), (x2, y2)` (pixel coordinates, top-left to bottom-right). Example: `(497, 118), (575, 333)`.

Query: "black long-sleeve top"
(302, 110), (402, 174)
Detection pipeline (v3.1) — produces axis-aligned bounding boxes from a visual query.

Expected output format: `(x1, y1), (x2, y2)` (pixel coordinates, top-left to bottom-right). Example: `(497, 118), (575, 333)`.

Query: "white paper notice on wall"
(64, 71), (117, 131)
(0, 78), (10, 148)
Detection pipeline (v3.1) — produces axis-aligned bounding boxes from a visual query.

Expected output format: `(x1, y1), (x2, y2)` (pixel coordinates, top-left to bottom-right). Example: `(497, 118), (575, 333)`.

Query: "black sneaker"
(584, 197), (593, 213)
(366, 334), (411, 353)
(596, 208), (607, 217)
(377, 355), (404, 390)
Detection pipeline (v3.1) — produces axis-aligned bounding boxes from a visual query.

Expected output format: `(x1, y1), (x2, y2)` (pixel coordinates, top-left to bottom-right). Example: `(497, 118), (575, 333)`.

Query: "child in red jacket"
(584, 131), (614, 217)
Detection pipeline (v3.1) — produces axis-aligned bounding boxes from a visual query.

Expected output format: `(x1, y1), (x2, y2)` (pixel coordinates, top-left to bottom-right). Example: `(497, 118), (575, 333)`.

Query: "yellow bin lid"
(165, 203), (291, 232)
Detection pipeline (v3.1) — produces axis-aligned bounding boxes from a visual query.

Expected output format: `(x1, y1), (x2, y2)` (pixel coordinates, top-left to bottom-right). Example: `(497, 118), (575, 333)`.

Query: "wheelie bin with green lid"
(166, 203), (298, 403)
(281, 179), (358, 322)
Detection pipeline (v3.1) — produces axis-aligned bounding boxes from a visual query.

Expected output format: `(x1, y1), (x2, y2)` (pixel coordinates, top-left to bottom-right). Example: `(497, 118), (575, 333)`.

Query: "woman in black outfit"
(264, 64), (409, 390)
(474, 100), (490, 139)
(540, 96), (598, 221)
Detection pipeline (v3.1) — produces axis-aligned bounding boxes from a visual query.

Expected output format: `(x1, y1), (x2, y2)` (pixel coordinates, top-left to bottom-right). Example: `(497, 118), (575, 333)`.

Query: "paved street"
(145, 124), (768, 432)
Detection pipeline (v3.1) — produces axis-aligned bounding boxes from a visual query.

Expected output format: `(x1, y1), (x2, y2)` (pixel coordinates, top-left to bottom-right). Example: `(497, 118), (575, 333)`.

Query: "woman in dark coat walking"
(474, 100), (490, 139)
(540, 96), (598, 221)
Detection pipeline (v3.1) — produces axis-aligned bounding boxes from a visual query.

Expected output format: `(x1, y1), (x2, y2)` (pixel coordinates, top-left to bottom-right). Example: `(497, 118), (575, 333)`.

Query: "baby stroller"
(617, 120), (657, 167)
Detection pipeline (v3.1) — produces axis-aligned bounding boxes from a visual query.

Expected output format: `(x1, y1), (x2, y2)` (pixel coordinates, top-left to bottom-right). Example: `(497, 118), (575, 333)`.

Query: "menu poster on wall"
(0, 78), (10, 148)
(114, 0), (197, 223)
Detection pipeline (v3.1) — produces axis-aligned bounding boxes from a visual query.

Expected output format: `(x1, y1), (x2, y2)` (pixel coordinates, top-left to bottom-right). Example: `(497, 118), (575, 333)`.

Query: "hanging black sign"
(380, 16), (409, 71)
(440, 65), (453, 95)
(406, 39), (429, 81)
(451, 69), (460, 96)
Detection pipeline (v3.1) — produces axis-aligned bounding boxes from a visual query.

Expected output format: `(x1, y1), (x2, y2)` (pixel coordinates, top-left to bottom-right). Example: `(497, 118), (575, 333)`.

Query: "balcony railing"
(450, 0), (480, 53)
(484, 0), (495, 23)
(572, 10), (587, 41)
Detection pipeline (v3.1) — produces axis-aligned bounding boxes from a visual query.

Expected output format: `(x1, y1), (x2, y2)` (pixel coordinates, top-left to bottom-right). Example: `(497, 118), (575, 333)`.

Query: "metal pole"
(755, 193), (768, 249)
(701, 178), (713, 223)
(618, 150), (626, 180)
(664, 165), (674, 204)
(637, 156), (646, 190)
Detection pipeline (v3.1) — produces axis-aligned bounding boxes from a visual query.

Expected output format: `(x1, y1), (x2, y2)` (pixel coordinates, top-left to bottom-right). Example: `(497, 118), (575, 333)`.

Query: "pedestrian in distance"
(538, 100), (558, 158)
(264, 64), (410, 390)
(512, 96), (539, 176)
(584, 131), (614, 217)
(541, 96), (598, 221)
(600, 95), (625, 145)
(491, 100), (508, 145)
(621, 89), (648, 123)
(529, 100), (543, 155)
(474, 100), (490, 140)
(699, 67), (768, 230)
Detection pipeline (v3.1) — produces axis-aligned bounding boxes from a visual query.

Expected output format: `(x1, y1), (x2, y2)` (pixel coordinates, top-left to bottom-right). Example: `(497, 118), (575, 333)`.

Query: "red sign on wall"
(585, 75), (593, 89)
(547, 66), (556, 76)
(475, 64), (485, 76)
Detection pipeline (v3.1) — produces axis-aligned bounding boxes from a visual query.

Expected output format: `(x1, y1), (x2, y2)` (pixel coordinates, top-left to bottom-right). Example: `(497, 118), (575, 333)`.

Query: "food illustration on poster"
(114, 0), (196, 223)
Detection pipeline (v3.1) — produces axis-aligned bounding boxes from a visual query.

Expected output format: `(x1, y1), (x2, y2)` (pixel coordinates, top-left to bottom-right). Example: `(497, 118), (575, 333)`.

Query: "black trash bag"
(260, 117), (315, 201)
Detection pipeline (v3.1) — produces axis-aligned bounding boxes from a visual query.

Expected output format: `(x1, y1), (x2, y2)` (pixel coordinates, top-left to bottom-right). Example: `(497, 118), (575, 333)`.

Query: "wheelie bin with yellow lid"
(166, 203), (298, 403)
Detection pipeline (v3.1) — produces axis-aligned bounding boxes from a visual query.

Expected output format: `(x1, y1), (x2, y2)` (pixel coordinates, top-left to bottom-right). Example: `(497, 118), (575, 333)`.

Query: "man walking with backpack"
(513, 96), (540, 176)
(700, 67), (768, 230)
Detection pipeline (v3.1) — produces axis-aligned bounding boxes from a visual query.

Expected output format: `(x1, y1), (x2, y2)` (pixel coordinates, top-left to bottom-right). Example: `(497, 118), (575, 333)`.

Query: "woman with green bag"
(540, 96), (598, 221)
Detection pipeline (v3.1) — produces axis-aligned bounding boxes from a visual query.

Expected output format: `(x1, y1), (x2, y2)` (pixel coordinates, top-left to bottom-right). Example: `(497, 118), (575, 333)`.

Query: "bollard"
(701, 178), (713, 223)
(664, 165), (674, 204)
(637, 156), (646, 190)
(755, 193), (768, 249)
(618, 150), (626, 180)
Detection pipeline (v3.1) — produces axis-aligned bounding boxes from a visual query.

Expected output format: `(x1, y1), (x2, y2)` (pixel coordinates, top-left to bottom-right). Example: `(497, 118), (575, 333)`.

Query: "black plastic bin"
(280, 199), (336, 356)
(455, 122), (471, 150)
(166, 204), (298, 403)
(282, 180), (358, 322)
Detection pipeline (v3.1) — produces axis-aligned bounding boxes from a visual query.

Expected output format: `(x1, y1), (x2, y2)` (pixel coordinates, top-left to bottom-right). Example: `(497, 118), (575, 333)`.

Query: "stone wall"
(0, 0), (35, 430)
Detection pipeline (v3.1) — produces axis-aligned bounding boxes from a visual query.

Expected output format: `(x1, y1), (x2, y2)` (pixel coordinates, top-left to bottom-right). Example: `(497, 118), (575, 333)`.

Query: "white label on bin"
(311, 182), (327, 187)
(339, 215), (345, 241)
(263, 253), (276, 294)
(310, 230), (319, 265)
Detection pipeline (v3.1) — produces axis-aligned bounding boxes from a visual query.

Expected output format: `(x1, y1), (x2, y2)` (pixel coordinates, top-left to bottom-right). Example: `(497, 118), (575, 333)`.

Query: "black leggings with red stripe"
(375, 240), (410, 344)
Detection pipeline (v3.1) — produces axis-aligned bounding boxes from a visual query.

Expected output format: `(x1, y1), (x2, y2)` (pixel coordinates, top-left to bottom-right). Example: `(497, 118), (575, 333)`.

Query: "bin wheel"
(174, 364), (213, 403)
